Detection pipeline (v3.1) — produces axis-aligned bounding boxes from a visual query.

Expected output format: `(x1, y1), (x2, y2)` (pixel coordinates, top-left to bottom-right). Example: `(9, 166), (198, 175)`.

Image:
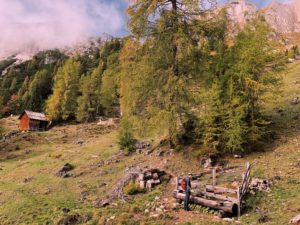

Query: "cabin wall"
(29, 120), (41, 131)
(19, 114), (30, 131)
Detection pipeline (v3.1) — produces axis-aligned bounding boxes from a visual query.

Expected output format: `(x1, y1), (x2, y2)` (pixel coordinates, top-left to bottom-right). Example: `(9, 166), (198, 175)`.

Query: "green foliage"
(0, 50), (66, 116)
(122, 0), (218, 147)
(100, 52), (120, 114)
(76, 66), (101, 122)
(118, 119), (137, 154)
(198, 19), (285, 153)
(123, 3), (285, 154)
(46, 58), (81, 121)
(0, 59), (16, 74)
(123, 180), (145, 195)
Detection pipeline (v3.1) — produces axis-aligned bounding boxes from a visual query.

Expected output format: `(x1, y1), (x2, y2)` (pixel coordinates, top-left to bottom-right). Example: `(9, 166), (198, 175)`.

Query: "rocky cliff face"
(263, 0), (300, 33)
(226, 0), (257, 26)
(225, 0), (300, 34)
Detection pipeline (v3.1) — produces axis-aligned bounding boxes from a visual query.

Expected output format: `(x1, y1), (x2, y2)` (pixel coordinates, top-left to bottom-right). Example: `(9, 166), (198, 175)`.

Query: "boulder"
(249, 178), (272, 193)
(56, 214), (85, 225)
(56, 163), (74, 178)
(23, 176), (33, 183)
(93, 199), (110, 208)
(290, 214), (300, 224)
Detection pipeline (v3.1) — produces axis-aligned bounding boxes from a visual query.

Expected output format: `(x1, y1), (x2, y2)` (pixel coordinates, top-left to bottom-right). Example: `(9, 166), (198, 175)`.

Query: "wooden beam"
(173, 190), (237, 214)
(191, 190), (239, 203)
(205, 185), (237, 194)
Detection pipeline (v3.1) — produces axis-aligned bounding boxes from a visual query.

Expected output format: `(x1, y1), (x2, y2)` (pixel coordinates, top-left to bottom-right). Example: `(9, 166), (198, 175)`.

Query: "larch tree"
(76, 65), (102, 122)
(121, 0), (217, 146)
(46, 58), (81, 121)
(200, 18), (285, 153)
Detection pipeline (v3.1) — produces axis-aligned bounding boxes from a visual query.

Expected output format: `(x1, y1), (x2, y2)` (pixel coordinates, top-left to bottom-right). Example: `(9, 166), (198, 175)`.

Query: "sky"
(0, 0), (291, 57)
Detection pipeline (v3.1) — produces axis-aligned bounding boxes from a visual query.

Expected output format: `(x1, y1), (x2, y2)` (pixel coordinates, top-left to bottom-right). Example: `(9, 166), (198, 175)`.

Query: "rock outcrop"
(226, 0), (257, 26)
(224, 0), (300, 34)
(263, 0), (300, 34)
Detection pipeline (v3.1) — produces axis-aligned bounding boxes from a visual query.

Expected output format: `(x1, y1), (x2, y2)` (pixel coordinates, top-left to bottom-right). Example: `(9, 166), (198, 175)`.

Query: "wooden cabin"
(18, 110), (49, 132)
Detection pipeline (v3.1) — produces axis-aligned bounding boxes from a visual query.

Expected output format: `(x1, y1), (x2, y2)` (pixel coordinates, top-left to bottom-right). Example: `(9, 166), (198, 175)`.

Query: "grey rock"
(290, 214), (300, 224)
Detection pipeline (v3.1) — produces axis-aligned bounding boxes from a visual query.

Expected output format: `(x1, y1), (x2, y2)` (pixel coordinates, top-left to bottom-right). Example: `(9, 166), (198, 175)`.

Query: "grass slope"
(0, 61), (300, 224)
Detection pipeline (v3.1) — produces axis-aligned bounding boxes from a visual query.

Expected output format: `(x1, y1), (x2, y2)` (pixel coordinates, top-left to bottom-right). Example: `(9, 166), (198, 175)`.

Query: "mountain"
(0, 36), (108, 66)
(262, 0), (300, 34)
(225, 0), (300, 35)
(226, 0), (257, 26)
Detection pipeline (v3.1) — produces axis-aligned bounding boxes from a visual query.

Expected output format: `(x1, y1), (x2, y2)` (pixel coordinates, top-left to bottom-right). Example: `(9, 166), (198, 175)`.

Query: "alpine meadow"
(0, 0), (300, 224)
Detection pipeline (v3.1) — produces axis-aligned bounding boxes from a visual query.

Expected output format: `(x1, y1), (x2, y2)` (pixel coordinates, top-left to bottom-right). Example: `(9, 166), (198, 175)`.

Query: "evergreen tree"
(76, 66), (102, 122)
(199, 19), (285, 153)
(100, 52), (121, 114)
(46, 58), (81, 121)
(122, 0), (217, 146)
(26, 70), (52, 112)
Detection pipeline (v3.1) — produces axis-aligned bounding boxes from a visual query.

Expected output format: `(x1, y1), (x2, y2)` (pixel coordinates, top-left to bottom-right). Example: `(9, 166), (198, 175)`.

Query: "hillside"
(0, 61), (300, 225)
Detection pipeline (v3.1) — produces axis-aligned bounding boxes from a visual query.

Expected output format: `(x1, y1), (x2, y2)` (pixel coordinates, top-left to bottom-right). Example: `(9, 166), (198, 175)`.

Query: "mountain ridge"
(226, 0), (300, 34)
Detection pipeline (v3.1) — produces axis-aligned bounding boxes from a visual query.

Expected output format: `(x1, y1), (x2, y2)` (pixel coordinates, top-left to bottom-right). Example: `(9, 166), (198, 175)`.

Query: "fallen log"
(205, 185), (237, 194)
(191, 190), (239, 203)
(173, 190), (238, 214)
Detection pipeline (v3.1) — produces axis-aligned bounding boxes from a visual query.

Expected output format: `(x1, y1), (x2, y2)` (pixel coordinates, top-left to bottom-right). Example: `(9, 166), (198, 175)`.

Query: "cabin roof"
(19, 110), (49, 121)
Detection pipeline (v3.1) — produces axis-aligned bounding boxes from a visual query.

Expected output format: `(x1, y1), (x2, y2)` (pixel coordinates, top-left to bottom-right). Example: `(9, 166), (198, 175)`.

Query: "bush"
(123, 180), (145, 195)
(118, 119), (136, 154)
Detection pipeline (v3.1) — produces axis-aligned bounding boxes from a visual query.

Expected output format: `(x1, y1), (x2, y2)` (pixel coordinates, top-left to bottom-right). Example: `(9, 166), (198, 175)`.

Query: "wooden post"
(176, 177), (179, 190)
(237, 187), (241, 220)
(212, 167), (216, 186)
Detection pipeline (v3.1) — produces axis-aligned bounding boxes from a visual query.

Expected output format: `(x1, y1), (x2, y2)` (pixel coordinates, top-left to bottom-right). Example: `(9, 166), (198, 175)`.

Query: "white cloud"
(0, 0), (124, 58)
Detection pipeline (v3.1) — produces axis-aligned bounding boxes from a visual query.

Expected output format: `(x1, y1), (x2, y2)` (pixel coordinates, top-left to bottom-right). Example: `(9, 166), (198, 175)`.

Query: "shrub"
(118, 119), (136, 154)
(123, 180), (145, 195)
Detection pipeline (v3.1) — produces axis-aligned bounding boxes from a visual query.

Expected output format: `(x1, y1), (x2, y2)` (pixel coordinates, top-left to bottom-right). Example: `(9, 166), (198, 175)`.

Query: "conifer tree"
(100, 52), (120, 114)
(46, 58), (81, 121)
(122, 0), (217, 146)
(200, 18), (285, 153)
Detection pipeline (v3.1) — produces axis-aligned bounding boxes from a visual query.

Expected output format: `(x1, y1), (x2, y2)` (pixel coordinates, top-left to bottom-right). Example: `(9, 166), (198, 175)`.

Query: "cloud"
(0, 0), (125, 58)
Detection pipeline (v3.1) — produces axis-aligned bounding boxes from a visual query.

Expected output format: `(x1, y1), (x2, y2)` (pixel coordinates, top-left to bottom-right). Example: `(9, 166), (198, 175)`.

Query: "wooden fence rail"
(173, 162), (253, 218)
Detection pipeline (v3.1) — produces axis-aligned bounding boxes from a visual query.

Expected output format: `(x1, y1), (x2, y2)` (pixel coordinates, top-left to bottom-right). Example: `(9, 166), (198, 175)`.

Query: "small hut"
(18, 110), (49, 132)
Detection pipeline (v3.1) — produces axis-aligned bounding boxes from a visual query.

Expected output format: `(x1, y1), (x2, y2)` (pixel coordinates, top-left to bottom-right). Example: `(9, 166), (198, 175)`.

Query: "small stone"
(94, 199), (110, 208)
(23, 176), (33, 183)
(258, 215), (270, 223)
(150, 214), (160, 218)
(155, 208), (163, 213)
(291, 97), (299, 105)
(62, 208), (70, 213)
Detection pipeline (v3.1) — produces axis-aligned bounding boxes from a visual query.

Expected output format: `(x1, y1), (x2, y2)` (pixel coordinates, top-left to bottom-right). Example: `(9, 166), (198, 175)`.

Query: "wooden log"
(173, 190), (237, 214)
(189, 165), (244, 180)
(237, 187), (241, 219)
(191, 182), (206, 189)
(212, 167), (216, 186)
(205, 185), (237, 194)
(191, 190), (239, 203)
